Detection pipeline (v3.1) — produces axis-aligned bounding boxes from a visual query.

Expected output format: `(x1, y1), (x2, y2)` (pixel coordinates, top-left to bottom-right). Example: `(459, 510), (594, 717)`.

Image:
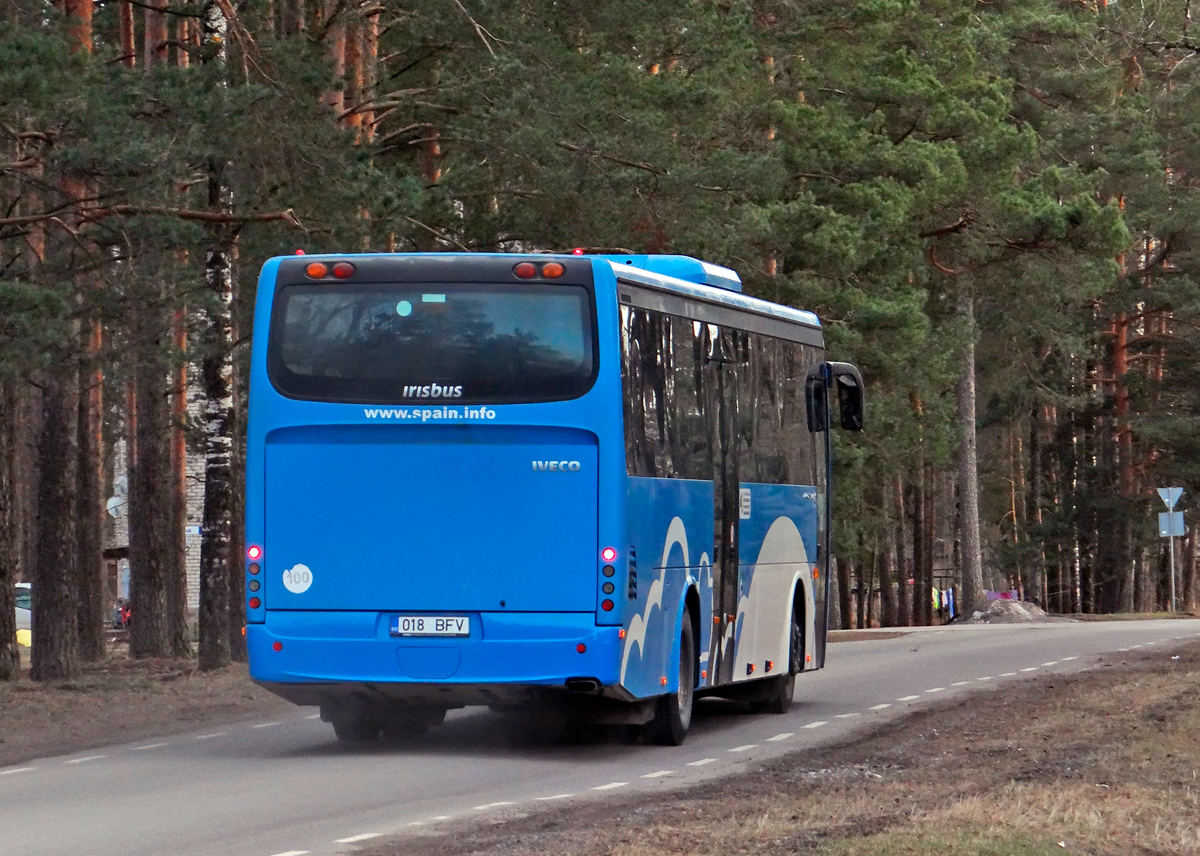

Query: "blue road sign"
(1159, 511), (1185, 537)
(1158, 487), (1183, 509)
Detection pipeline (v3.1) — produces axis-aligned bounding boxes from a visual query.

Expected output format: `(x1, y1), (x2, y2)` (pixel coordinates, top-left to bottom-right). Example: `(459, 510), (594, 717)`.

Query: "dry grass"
(365, 642), (1200, 856)
(0, 654), (291, 767)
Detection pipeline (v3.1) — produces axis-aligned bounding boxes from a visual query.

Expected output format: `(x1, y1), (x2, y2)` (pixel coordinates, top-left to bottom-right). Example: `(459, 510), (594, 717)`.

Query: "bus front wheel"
(644, 617), (696, 746)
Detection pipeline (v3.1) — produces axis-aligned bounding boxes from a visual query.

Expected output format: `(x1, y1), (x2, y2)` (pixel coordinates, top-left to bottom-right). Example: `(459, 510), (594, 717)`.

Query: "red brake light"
(601, 599), (614, 612)
(249, 597), (261, 609)
(514, 262), (536, 278)
(272, 641), (283, 652)
(332, 262), (355, 278)
(576, 643), (586, 653)
(601, 547), (617, 563)
(247, 545), (262, 560)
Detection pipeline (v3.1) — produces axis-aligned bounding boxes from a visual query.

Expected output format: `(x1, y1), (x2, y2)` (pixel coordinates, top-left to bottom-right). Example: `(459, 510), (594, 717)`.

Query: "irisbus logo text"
(403, 383), (463, 398)
(533, 460), (582, 472)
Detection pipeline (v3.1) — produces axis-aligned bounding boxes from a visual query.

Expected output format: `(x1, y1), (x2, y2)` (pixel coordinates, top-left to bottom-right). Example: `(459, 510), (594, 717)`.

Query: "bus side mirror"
(827, 362), (864, 431)
(805, 373), (827, 433)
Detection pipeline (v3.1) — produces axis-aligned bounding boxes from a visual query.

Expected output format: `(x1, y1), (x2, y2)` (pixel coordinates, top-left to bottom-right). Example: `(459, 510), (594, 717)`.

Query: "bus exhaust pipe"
(565, 678), (602, 695)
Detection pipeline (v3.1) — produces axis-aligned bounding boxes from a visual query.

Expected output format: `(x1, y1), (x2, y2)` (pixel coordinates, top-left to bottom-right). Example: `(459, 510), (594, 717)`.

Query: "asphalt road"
(4, 618), (1199, 856)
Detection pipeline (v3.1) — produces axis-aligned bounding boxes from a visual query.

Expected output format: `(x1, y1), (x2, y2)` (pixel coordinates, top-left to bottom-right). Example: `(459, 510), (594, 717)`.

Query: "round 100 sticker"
(282, 563), (313, 594)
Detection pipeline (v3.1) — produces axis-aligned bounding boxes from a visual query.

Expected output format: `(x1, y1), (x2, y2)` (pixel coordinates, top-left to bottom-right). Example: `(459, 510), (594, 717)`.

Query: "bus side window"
(805, 373), (827, 433)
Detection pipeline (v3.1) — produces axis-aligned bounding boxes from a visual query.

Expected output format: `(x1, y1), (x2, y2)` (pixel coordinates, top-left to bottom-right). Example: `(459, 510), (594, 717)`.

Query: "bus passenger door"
(704, 326), (741, 686)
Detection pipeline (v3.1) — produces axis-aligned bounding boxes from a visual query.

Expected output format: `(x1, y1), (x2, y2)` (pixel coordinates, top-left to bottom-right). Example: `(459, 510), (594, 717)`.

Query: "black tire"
(331, 715), (381, 743)
(751, 591), (802, 714)
(644, 616), (696, 746)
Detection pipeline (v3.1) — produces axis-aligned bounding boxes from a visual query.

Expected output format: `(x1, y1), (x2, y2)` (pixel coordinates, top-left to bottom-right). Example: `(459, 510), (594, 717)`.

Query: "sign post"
(1157, 488), (1184, 613)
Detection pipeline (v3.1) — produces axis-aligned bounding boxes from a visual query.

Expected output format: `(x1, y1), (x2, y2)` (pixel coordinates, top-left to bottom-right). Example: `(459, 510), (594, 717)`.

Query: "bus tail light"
(249, 597), (261, 609)
(541, 262), (565, 278)
(576, 643), (586, 653)
(332, 262), (356, 278)
(514, 262), (536, 278)
(305, 262), (327, 278)
(601, 547), (617, 563)
(247, 545), (262, 560)
(601, 599), (614, 612)
(272, 641), (283, 652)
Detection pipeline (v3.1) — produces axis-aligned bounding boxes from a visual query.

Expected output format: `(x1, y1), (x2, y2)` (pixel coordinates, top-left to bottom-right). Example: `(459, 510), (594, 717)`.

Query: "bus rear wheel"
(644, 617), (696, 746)
(751, 591), (801, 715)
(331, 715), (381, 743)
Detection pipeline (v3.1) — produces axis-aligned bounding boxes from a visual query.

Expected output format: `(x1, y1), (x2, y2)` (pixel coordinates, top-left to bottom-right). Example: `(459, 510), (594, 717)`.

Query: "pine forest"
(2, 0), (1199, 680)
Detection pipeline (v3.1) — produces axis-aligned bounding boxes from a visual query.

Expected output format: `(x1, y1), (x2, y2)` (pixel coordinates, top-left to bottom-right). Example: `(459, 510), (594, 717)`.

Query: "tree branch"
(556, 141), (662, 175)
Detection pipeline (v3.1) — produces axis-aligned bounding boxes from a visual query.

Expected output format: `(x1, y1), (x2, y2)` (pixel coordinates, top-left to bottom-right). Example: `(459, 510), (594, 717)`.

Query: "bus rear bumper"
(247, 611), (624, 707)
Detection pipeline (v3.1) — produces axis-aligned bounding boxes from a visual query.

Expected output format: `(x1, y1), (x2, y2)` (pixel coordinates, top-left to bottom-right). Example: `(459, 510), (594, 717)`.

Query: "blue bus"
(245, 252), (863, 745)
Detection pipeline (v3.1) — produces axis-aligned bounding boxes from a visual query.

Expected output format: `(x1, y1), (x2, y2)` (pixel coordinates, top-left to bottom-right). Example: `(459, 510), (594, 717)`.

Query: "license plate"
(390, 615), (470, 637)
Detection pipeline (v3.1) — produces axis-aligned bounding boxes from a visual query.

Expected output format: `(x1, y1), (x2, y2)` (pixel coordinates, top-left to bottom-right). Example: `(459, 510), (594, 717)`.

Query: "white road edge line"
(335, 833), (381, 844)
(536, 794), (575, 801)
(473, 801), (515, 810)
(802, 721), (827, 729)
(0, 767), (35, 776)
(641, 770), (673, 778)
(65, 755), (106, 765)
(870, 703), (891, 710)
(592, 782), (628, 790)
(729, 744), (758, 752)
(132, 743), (169, 751)
(767, 732), (794, 740)
(687, 758), (716, 766)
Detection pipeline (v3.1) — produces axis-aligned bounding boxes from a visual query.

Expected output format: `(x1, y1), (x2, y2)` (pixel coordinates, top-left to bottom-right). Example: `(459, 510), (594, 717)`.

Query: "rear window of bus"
(267, 283), (597, 404)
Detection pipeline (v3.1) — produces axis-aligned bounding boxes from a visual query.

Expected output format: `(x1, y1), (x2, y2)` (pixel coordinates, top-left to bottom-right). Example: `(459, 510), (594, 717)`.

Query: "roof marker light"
(514, 262), (536, 278)
(294, 249), (305, 255)
(305, 262), (327, 278)
(601, 547), (617, 563)
(247, 545), (262, 560)
(572, 248), (584, 255)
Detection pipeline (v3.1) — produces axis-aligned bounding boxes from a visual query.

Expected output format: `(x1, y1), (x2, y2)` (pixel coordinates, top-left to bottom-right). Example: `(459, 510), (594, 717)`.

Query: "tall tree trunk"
(32, 354), (81, 680)
(922, 466), (935, 625)
(128, 298), (171, 659)
(894, 475), (910, 626)
(167, 303), (192, 656)
(0, 380), (21, 680)
(906, 475), (925, 625)
(76, 319), (106, 661)
(1026, 399), (1044, 607)
(956, 293), (985, 614)
(197, 0), (235, 671)
(879, 488), (897, 628)
(836, 555), (852, 631)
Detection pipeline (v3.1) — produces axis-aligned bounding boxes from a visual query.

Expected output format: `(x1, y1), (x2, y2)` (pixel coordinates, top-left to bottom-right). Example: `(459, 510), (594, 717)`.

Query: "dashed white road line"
(977, 676), (994, 681)
(132, 742), (169, 751)
(335, 833), (381, 844)
(536, 793), (575, 801)
(194, 732), (227, 740)
(641, 770), (673, 778)
(835, 713), (861, 719)
(1020, 667), (1039, 673)
(430, 815), (453, 821)
(65, 755), (106, 765)
(952, 681), (970, 686)
(473, 801), (514, 810)
(767, 732), (794, 740)
(0, 767), (35, 776)
(305, 714), (321, 720)
(1042, 662), (1058, 667)
(999, 672), (1017, 677)
(1118, 648), (1129, 652)
(268, 851), (309, 856)
(897, 695), (921, 701)
(1062, 656), (1078, 661)
(728, 744), (758, 752)
(925, 687), (945, 693)
(592, 781), (628, 790)
(870, 703), (891, 710)
(252, 721), (282, 729)
(687, 758), (716, 766)
(802, 721), (827, 729)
